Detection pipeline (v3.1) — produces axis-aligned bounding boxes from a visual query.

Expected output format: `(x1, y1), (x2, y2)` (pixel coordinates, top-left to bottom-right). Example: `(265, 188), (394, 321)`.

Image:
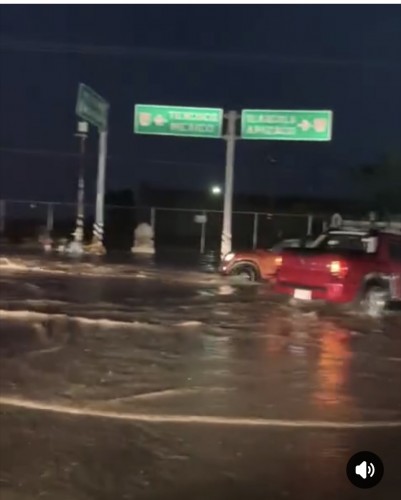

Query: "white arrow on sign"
(154, 115), (166, 126)
(298, 119), (311, 132)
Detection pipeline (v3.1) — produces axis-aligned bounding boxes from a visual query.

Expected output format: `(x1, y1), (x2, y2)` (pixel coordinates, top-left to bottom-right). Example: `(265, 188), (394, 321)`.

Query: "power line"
(0, 37), (399, 70)
(0, 147), (80, 158)
(0, 146), (220, 168)
(0, 146), (342, 183)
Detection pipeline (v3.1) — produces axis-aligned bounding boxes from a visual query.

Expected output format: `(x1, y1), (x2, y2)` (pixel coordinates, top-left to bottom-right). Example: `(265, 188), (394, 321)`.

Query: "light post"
(73, 121), (88, 246)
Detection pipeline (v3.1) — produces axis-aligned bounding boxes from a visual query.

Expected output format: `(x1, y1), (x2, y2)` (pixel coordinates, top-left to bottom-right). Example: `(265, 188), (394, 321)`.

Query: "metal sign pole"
(220, 110), (238, 258)
(76, 83), (109, 255)
(92, 128), (108, 251)
(73, 126), (88, 245)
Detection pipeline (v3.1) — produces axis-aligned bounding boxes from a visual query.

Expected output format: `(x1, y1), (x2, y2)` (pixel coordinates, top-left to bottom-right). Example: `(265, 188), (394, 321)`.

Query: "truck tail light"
(329, 260), (349, 279)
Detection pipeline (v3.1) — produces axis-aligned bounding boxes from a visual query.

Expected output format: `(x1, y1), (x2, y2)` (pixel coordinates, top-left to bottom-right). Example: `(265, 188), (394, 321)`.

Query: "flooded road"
(0, 257), (400, 499)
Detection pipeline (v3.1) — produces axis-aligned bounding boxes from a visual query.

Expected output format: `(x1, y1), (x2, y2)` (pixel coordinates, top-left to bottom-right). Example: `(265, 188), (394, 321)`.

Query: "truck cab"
(219, 238), (314, 281)
(274, 223), (401, 317)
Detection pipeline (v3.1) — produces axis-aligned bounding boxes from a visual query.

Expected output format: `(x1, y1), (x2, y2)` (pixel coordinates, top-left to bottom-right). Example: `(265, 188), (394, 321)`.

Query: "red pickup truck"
(274, 228), (401, 317)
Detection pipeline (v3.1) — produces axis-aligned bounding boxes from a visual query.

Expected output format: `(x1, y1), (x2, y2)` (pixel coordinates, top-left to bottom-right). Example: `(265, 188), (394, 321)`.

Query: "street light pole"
(74, 121), (88, 245)
(220, 110), (238, 259)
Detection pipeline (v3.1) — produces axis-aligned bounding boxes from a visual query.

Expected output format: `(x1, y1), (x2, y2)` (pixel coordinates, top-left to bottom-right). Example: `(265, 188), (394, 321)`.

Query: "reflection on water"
(263, 309), (320, 357)
(0, 249), (221, 278)
(253, 309), (362, 421)
(313, 322), (352, 406)
(150, 249), (219, 273)
(264, 311), (292, 356)
(217, 285), (236, 296)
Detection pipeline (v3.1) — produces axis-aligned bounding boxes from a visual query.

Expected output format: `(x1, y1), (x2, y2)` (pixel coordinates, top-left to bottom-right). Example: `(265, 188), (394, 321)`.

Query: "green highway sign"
(134, 104), (223, 138)
(76, 83), (109, 131)
(241, 109), (333, 141)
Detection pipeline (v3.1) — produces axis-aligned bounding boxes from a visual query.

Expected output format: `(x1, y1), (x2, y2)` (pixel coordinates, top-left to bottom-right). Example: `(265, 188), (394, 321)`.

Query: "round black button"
(346, 451), (384, 489)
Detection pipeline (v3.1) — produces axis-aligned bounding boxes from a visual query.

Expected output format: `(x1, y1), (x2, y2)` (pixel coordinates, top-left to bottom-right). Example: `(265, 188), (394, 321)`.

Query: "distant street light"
(211, 185), (222, 195)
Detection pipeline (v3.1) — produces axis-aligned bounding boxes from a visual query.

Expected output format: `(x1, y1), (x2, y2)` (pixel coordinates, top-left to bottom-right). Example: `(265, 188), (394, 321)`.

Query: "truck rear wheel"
(360, 285), (390, 318)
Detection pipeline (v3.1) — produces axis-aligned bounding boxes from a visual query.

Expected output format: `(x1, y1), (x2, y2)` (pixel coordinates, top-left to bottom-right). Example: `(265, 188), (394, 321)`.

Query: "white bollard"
(131, 223), (155, 255)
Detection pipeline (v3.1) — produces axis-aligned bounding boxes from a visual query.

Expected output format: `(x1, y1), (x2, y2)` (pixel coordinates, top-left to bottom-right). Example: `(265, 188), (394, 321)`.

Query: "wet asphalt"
(0, 255), (400, 500)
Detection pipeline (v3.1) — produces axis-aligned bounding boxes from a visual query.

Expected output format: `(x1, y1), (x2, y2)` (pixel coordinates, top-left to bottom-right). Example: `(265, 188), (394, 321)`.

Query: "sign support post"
(73, 122), (88, 247)
(220, 110), (238, 258)
(92, 129), (108, 249)
(75, 83), (109, 254)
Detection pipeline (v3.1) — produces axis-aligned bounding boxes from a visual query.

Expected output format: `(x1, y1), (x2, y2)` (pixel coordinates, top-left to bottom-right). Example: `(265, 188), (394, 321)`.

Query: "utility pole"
(73, 121), (88, 247)
(220, 110), (238, 258)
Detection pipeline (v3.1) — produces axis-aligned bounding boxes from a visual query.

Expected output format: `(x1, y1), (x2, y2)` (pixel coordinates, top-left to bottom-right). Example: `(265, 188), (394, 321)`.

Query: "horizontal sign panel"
(241, 109), (332, 141)
(134, 104), (223, 138)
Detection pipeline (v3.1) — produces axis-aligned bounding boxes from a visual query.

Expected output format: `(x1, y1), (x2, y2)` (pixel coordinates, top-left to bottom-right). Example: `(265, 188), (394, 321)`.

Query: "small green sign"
(134, 104), (223, 138)
(241, 109), (332, 141)
(76, 83), (109, 131)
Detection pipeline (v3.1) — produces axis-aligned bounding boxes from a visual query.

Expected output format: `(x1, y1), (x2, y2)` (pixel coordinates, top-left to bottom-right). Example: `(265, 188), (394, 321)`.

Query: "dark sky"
(0, 5), (400, 203)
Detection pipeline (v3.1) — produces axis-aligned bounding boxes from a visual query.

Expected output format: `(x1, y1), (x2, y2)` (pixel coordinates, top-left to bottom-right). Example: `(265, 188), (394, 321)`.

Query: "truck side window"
(389, 240), (401, 262)
(323, 235), (365, 252)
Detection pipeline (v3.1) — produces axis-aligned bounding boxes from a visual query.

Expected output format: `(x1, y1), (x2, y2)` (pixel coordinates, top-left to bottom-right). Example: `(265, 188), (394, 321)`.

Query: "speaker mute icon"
(347, 451), (384, 488)
(355, 461), (375, 479)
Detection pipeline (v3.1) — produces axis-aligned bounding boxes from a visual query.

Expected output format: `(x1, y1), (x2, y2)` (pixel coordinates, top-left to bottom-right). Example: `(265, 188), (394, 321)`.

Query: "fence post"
(200, 211), (207, 254)
(46, 203), (54, 234)
(150, 207), (156, 233)
(307, 214), (313, 236)
(252, 212), (259, 249)
(0, 200), (5, 235)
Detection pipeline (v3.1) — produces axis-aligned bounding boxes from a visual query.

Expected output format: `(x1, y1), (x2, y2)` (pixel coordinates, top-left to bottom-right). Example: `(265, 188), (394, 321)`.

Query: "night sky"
(0, 5), (400, 203)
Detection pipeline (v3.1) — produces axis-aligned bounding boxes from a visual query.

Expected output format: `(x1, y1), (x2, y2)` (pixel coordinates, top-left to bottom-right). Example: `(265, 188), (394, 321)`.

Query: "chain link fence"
(0, 199), (330, 252)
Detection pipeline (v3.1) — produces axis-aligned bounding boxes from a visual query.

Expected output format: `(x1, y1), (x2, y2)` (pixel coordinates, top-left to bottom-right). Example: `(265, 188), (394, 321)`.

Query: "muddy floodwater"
(0, 257), (400, 500)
